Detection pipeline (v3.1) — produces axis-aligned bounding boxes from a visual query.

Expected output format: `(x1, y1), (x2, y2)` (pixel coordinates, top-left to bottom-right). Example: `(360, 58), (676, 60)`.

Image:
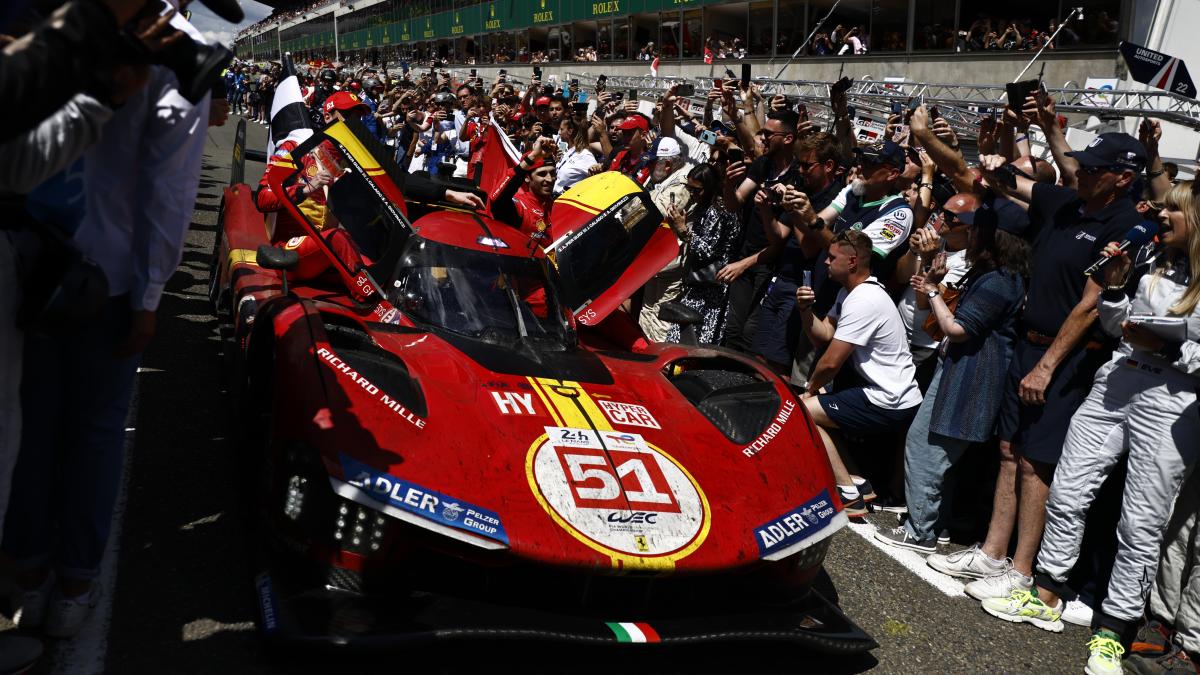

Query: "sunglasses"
(684, 184), (705, 195)
(757, 129), (785, 140)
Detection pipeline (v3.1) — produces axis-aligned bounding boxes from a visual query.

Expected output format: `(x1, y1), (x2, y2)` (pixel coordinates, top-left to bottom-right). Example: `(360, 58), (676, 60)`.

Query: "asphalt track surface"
(5, 119), (1089, 674)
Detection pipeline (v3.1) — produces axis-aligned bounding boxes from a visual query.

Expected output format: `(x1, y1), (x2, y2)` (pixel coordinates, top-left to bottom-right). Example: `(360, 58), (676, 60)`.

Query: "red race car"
(208, 118), (873, 651)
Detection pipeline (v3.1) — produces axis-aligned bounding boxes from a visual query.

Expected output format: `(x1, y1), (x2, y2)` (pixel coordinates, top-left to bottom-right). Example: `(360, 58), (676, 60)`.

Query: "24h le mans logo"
(527, 428), (708, 562)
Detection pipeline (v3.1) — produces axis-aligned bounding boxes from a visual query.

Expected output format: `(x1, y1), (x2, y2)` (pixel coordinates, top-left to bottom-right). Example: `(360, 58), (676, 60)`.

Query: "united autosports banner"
(1119, 41), (1196, 99)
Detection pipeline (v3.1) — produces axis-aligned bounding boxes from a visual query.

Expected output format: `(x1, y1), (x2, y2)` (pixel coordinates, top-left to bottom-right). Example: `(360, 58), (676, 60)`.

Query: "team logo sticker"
(528, 427), (708, 561)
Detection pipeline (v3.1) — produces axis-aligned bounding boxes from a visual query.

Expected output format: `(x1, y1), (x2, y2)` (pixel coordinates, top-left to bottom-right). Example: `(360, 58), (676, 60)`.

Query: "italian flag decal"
(605, 621), (661, 643)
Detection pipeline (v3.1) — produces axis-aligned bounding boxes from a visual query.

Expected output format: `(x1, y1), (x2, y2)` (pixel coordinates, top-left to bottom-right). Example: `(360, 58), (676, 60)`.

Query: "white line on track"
(845, 519), (967, 598)
(50, 385), (137, 675)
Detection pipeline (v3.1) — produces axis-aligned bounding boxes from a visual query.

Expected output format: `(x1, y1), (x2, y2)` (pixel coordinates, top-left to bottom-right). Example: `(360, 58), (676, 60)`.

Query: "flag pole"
(773, 0), (844, 80)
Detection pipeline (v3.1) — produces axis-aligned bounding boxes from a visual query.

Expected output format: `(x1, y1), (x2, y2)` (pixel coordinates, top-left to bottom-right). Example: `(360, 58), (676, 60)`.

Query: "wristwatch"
(926, 289), (940, 299)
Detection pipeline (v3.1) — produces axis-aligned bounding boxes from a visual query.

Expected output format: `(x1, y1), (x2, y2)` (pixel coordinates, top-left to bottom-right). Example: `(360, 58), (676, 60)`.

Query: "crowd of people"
(1, 0), (1199, 672)
(278, 59), (1200, 675)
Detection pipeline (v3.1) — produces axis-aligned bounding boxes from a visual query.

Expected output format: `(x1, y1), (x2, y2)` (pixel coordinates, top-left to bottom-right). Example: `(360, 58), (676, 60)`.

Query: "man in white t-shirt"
(797, 230), (922, 515)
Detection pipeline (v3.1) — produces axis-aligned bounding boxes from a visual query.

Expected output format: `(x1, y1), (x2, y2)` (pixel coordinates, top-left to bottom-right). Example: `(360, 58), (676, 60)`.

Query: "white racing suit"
(1151, 468), (1200, 653)
(1036, 262), (1200, 627)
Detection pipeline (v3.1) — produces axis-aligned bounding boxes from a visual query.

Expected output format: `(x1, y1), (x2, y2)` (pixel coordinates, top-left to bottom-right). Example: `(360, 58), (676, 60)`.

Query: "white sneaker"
(10, 574), (54, 629)
(44, 582), (101, 639)
(1061, 598), (1095, 627)
(965, 567), (1033, 601)
(927, 543), (1007, 580)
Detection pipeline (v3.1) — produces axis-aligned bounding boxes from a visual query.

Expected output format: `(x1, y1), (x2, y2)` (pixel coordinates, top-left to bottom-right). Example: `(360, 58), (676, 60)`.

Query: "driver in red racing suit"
(256, 91), (370, 281)
(487, 137), (648, 351)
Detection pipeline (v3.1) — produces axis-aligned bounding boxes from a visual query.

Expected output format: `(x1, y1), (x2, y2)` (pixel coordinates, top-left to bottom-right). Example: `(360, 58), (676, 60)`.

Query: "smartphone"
(724, 68), (737, 80)
(699, 130), (718, 145)
(797, 102), (809, 120)
(1006, 79), (1039, 111)
(533, 66), (542, 79)
(576, 91), (587, 103)
(596, 74), (607, 92)
(831, 76), (853, 95)
(741, 63), (751, 89)
(470, 68), (476, 77)
(676, 83), (695, 97)
(571, 78), (579, 88)
(910, 95), (923, 111)
(628, 88), (637, 101)
(499, 68), (507, 76)
(890, 101), (903, 115)
(572, 101), (588, 115)
(714, 78), (724, 91)
(929, 105), (941, 120)
(727, 146), (745, 164)
(613, 91), (624, 103)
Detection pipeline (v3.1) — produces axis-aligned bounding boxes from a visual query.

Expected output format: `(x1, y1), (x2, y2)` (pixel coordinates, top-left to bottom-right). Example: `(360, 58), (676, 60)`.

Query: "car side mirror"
(256, 244), (300, 271)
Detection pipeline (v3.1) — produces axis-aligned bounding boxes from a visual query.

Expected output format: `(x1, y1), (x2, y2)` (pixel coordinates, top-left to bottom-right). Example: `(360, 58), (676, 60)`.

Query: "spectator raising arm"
(910, 105), (974, 194)
(1033, 92), (1079, 189)
(1140, 118), (1172, 202)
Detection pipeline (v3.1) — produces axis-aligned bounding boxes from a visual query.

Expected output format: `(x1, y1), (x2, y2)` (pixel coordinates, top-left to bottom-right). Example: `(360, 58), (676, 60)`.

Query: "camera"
(119, 0), (234, 104)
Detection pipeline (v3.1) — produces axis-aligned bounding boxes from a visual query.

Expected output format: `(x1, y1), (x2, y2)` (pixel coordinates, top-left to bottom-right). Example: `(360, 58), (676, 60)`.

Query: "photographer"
(753, 131), (845, 376)
(0, 0), (183, 141)
(3, 6), (216, 640)
(721, 109), (802, 352)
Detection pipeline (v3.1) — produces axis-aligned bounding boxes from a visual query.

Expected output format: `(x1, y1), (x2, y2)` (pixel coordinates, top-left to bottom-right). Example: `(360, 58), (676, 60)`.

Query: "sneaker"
(871, 495), (908, 514)
(1061, 598), (1095, 628)
(874, 525), (936, 553)
(1130, 619), (1172, 657)
(10, 573), (54, 629)
(965, 566), (1032, 601)
(927, 543), (1007, 580)
(981, 589), (1065, 633)
(851, 476), (877, 502)
(937, 529), (951, 545)
(1086, 630), (1126, 675)
(842, 495), (868, 518)
(44, 582), (102, 639)
(1124, 645), (1199, 675)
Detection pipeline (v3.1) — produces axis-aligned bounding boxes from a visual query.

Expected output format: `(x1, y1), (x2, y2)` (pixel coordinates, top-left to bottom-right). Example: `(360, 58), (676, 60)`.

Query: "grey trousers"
(0, 232), (24, 543)
(1036, 358), (1200, 623)
(1151, 470), (1200, 654)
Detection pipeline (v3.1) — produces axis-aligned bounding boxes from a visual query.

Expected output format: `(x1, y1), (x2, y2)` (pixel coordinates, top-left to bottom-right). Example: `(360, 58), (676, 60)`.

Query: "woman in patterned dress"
(665, 163), (742, 345)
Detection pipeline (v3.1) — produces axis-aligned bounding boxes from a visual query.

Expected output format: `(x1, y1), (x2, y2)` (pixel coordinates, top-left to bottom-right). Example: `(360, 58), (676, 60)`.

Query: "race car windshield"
(391, 239), (571, 347)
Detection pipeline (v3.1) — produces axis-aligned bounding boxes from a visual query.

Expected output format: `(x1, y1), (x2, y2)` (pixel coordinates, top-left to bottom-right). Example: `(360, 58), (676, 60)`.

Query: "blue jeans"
(2, 297), (141, 581)
(902, 362), (973, 543)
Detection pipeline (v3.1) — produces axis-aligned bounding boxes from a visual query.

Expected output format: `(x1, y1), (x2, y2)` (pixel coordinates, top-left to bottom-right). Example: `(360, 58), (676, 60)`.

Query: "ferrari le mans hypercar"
(208, 118), (873, 651)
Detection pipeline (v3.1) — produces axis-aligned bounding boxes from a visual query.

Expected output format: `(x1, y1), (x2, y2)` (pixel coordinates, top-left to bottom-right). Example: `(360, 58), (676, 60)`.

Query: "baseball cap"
(855, 139), (905, 169)
(617, 114), (651, 132)
(1066, 132), (1147, 171)
(322, 91), (371, 117)
(655, 137), (682, 159)
(965, 195), (1033, 238)
(535, 96), (552, 107)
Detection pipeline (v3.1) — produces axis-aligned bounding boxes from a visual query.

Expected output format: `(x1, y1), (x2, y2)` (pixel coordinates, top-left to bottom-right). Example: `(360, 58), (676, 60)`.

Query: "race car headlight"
(284, 474), (307, 521)
(333, 499), (389, 554)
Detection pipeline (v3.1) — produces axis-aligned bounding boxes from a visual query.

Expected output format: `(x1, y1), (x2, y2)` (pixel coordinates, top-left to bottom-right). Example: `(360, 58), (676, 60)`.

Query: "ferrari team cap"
(655, 136), (682, 158)
(322, 91), (371, 117)
(535, 96), (552, 107)
(618, 114), (651, 132)
(1066, 132), (1147, 171)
